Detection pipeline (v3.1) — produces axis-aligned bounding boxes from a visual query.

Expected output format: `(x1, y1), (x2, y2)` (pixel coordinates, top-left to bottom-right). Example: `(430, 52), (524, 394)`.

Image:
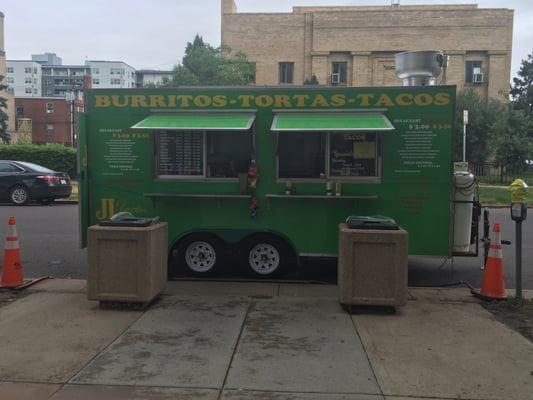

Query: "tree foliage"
(491, 106), (533, 172)
(167, 35), (255, 86)
(453, 89), (505, 163)
(304, 74), (319, 85)
(0, 76), (11, 144)
(510, 50), (533, 116)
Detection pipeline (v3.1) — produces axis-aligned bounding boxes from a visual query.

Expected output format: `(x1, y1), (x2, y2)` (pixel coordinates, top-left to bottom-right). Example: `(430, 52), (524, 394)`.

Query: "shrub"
(0, 144), (77, 177)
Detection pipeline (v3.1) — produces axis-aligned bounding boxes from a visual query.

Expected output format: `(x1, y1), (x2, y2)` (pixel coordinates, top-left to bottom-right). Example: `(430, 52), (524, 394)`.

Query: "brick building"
(15, 97), (82, 145)
(221, 1), (513, 101)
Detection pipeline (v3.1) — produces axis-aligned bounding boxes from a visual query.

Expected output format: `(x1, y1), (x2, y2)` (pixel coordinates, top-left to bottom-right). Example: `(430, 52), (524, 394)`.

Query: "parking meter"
(509, 179), (528, 300)
(511, 202), (527, 222)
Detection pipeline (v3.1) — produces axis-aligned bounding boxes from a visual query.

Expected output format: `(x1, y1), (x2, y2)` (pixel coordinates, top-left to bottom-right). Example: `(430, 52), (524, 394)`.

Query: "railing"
(469, 162), (533, 185)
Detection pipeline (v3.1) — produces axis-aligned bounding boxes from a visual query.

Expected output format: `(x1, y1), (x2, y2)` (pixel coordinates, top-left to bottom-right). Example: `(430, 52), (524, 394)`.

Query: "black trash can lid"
(345, 215), (399, 230)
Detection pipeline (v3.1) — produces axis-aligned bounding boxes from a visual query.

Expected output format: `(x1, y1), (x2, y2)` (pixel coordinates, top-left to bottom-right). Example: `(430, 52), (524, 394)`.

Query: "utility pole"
(463, 109), (468, 162)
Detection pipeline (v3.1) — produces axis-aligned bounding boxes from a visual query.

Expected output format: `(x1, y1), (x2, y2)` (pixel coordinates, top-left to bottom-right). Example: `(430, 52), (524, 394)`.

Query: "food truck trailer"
(79, 82), (477, 278)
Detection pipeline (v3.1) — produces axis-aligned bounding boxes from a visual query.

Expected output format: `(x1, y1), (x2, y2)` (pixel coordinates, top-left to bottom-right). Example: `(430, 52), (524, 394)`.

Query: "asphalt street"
(0, 204), (531, 289)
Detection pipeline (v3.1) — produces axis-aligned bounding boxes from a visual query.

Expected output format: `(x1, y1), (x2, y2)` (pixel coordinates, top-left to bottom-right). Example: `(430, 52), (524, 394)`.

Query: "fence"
(469, 162), (533, 185)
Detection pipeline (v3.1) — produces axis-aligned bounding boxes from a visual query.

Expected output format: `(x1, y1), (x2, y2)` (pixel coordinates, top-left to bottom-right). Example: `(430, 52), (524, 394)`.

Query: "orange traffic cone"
(472, 223), (507, 300)
(0, 216), (24, 288)
(0, 216), (49, 290)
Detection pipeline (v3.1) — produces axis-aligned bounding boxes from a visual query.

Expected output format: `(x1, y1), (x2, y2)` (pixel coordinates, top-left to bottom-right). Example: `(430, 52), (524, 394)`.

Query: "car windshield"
(17, 161), (55, 173)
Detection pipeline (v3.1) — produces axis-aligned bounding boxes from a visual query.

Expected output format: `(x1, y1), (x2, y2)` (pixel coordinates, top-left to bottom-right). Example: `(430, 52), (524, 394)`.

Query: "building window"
(25, 67), (32, 74)
(33, 89), (38, 94)
(156, 130), (253, 179)
(46, 103), (54, 113)
(34, 67), (38, 74)
(332, 62), (347, 85)
(6, 77), (14, 84)
(93, 68), (99, 74)
(111, 78), (122, 85)
(16, 107), (24, 117)
(279, 62), (294, 84)
(278, 132), (379, 180)
(92, 78), (100, 85)
(465, 61), (482, 83)
(25, 88), (32, 94)
(7, 67), (13, 73)
(46, 124), (54, 136)
(25, 77), (32, 84)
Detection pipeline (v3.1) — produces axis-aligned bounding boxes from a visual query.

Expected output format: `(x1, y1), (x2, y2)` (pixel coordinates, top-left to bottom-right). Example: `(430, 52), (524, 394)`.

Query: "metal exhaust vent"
(395, 50), (447, 86)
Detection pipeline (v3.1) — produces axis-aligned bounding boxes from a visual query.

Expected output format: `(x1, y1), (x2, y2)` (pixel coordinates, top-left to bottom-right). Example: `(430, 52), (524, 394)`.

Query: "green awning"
(131, 113), (255, 131)
(271, 112), (394, 132)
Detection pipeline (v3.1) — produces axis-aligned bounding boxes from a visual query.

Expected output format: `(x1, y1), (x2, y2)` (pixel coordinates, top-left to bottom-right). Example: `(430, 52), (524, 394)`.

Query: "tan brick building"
(221, 1), (513, 101)
(0, 11), (16, 135)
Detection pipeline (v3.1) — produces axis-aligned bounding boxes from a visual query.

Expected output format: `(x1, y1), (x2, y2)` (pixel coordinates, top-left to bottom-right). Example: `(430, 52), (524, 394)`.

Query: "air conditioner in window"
(331, 73), (340, 84)
(473, 73), (484, 83)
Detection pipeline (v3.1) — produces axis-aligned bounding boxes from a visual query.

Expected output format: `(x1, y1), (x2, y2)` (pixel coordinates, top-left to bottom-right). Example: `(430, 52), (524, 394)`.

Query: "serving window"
(156, 130), (253, 179)
(277, 131), (380, 180)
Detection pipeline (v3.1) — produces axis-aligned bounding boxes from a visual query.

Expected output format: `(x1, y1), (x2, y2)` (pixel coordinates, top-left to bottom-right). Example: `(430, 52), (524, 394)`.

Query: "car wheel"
(176, 234), (225, 276)
(10, 185), (30, 206)
(240, 235), (289, 278)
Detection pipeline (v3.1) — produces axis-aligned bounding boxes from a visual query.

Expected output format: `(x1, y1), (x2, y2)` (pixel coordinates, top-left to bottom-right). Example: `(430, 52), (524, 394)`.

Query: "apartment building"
(87, 60), (136, 89)
(221, 0), (514, 101)
(41, 65), (90, 97)
(136, 69), (173, 87)
(32, 52), (62, 66)
(15, 97), (83, 145)
(6, 60), (42, 97)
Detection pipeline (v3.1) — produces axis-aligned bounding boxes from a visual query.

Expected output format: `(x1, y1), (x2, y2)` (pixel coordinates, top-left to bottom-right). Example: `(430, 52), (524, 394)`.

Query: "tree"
(453, 89), (505, 163)
(167, 35), (255, 86)
(0, 76), (11, 144)
(510, 50), (533, 116)
(304, 74), (319, 85)
(491, 105), (533, 173)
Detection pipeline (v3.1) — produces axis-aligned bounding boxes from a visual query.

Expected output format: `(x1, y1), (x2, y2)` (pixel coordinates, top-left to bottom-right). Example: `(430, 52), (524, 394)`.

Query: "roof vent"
(395, 50), (447, 86)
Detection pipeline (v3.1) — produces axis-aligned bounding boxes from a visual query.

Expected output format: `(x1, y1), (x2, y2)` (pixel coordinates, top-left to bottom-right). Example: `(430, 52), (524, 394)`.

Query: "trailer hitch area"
(479, 238), (512, 270)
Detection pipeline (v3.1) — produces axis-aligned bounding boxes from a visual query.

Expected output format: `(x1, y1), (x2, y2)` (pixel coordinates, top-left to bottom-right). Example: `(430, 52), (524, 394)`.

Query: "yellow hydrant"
(509, 179), (528, 203)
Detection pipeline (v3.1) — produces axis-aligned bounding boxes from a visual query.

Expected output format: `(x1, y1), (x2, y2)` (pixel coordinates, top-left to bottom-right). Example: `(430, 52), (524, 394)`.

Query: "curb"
(55, 200), (78, 204)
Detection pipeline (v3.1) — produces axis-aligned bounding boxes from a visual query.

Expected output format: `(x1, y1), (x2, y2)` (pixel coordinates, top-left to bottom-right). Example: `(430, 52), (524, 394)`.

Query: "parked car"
(0, 160), (72, 205)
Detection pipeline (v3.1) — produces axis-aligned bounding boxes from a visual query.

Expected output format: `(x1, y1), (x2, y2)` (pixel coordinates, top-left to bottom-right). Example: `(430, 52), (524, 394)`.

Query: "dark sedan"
(0, 161), (72, 205)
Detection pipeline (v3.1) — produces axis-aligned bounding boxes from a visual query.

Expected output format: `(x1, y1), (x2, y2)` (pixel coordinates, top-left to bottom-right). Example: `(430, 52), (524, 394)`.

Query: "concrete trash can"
(338, 222), (408, 307)
(87, 222), (168, 305)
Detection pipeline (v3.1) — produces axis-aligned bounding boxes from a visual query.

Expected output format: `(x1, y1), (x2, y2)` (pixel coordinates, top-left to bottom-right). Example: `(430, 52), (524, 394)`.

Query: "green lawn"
(479, 185), (532, 206)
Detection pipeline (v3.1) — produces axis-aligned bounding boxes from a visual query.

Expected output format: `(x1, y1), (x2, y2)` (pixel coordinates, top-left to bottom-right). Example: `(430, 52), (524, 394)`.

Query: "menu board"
(329, 133), (376, 177)
(157, 130), (203, 176)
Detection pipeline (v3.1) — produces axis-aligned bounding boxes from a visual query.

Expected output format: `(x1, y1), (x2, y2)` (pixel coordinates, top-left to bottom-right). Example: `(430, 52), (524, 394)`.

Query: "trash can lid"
(345, 215), (399, 230)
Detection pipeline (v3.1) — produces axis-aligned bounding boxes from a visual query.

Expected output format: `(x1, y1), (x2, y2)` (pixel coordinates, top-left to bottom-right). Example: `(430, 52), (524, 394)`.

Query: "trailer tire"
(176, 233), (225, 276)
(240, 234), (289, 278)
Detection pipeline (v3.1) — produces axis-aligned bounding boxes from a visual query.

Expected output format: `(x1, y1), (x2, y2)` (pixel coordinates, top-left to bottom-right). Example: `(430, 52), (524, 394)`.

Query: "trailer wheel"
(177, 234), (224, 276)
(240, 235), (289, 278)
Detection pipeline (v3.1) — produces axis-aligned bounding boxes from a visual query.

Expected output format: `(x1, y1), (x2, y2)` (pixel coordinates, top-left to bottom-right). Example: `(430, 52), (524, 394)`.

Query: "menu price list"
(158, 131), (203, 176)
(103, 138), (140, 176)
(393, 119), (441, 173)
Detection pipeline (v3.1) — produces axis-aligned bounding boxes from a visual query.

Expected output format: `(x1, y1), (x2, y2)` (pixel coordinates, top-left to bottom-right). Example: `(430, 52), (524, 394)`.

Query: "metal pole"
(516, 221), (522, 301)
(462, 123), (466, 162)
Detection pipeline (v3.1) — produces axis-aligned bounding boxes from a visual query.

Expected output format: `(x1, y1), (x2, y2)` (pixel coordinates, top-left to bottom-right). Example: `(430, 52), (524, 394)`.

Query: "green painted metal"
(131, 113), (255, 130)
(77, 112), (89, 248)
(79, 86), (456, 258)
(271, 112), (394, 131)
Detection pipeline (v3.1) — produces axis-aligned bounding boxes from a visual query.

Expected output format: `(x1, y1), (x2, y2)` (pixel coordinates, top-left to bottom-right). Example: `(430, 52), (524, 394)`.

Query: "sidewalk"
(0, 280), (532, 400)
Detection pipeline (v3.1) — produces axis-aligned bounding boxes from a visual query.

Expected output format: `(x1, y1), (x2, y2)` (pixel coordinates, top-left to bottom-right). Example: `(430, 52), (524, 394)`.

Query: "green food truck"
(79, 84), (474, 278)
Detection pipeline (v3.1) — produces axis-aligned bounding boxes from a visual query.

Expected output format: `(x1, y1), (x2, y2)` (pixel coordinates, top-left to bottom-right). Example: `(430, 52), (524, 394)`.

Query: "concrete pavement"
(0, 279), (532, 400)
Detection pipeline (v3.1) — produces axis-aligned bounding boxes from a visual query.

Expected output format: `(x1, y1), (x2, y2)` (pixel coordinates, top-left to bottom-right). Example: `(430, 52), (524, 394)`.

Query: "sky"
(1, 0), (531, 77)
